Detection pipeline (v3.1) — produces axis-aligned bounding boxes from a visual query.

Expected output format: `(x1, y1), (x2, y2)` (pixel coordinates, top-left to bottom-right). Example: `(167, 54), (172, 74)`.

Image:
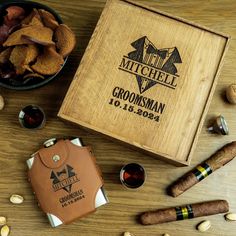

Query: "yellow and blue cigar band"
(175, 205), (194, 220)
(192, 163), (212, 181)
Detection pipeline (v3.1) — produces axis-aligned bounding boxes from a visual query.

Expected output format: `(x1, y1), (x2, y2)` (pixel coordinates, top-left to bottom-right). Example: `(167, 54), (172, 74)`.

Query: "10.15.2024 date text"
(108, 98), (160, 122)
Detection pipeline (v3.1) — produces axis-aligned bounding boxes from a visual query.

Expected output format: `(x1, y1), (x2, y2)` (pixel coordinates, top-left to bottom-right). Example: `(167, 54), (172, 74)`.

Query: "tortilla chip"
(21, 9), (38, 25)
(28, 15), (44, 27)
(22, 34), (54, 46)
(38, 9), (56, 21)
(8, 43), (39, 75)
(3, 16), (20, 28)
(25, 44), (39, 64)
(0, 48), (12, 63)
(0, 24), (10, 44)
(47, 44), (56, 51)
(38, 9), (58, 30)
(3, 6), (25, 29)
(5, 6), (25, 21)
(9, 45), (28, 75)
(24, 64), (34, 73)
(43, 17), (59, 30)
(31, 47), (64, 75)
(54, 24), (76, 58)
(3, 25), (54, 47)
(23, 73), (45, 80)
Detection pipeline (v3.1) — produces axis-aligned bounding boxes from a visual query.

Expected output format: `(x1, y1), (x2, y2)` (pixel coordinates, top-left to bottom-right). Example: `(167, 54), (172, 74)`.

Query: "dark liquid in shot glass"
(19, 105), (45, 129)
(120, 163), (145, 189)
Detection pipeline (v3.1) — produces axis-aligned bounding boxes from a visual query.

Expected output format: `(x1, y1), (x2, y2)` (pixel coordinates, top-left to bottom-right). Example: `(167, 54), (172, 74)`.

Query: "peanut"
(226, 84), (236, 104)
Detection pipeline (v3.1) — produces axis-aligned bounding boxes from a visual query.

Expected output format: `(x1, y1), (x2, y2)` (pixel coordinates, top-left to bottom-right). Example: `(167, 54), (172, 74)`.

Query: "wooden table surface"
(0, 0), (236, 235)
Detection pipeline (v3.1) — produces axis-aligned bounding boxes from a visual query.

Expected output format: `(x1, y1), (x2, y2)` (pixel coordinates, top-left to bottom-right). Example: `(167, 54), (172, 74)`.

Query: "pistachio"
(10, 194), (24, 204)
(0, 95), (4, 110)
(225, 213), (236, 221)
(123, 232), (133, 236)
(0, 217), (6, 226)
(0, 225), (10, 236)
(197, 220), (211, 232)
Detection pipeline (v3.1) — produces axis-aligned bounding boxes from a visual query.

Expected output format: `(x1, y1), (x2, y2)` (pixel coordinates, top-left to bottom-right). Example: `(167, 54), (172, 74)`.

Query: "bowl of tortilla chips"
(0, 0), (76, 90)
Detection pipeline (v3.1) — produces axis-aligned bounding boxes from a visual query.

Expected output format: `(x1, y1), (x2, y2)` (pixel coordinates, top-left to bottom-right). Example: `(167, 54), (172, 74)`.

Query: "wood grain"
(0, 0), (236, 235)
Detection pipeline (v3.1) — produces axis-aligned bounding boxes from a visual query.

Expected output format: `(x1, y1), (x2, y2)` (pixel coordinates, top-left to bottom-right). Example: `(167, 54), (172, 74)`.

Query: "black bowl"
(0, 0), (67, 90)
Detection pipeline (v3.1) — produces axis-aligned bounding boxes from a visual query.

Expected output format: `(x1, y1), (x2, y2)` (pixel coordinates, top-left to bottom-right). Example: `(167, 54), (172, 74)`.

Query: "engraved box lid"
(58, 0), (230, 166)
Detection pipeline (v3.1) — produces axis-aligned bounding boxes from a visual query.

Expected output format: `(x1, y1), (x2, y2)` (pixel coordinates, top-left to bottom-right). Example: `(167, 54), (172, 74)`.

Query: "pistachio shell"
(0, 217), (6, 226)
(10, 194), (24, 204)
(0, 225), (10, 236)
(123, 232), (133, 236)
(225, 213), (236, 221)
(197, 220), (211, 232)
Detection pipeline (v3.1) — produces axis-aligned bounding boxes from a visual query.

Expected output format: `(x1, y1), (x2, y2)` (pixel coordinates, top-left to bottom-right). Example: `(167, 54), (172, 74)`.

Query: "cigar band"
(193, 163), (212, 181)
(175, 205), (194, 220)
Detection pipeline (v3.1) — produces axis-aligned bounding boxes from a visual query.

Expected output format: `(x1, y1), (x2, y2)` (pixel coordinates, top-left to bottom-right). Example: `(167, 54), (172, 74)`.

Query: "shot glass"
(18, 105), (46, 129)
(120, 163), (146, 189)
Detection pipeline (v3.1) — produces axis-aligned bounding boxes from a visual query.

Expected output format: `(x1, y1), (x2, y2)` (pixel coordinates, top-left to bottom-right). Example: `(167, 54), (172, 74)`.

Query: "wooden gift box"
(58, 0), (230, 166)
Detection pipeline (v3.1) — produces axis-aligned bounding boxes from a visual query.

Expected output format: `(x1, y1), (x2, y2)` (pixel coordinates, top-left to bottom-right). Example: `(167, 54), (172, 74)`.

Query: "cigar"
(140, 200), (229, 225)
(168, 141), (236, 197)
